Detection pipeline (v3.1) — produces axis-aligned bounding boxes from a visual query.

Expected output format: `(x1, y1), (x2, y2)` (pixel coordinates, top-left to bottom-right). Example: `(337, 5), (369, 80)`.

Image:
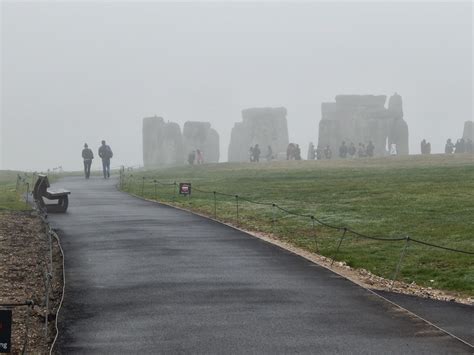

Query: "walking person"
(253, 144), (261, 162)
(266, 145), (273, 162)
(445, 138), (454, 154)
(188, 150), (196, 165)
(82, 143), (94, 179)
(366, 141), (375, 157)
(196, 149), (204, 164)
(98, 140), (113, 179)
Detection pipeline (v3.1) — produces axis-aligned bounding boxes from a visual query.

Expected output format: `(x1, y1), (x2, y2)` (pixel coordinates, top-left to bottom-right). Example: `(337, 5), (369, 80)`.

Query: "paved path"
(48, 177), (472, 354)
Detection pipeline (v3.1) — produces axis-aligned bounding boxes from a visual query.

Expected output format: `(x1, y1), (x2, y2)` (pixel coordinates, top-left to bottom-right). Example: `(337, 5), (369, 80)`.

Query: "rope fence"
(7, 173), (60, 353)
(119, 171), (474, 289)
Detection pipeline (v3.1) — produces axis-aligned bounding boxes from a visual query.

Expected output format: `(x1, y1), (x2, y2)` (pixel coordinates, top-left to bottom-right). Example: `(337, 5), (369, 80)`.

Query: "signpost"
(0, 310), (12, 353)
(179, 183), (192, 196)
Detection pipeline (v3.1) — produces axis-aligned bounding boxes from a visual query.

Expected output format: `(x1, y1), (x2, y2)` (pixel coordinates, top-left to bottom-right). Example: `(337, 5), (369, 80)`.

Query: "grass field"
(122, 154), (474, 296)
(0, 171), (33, 211)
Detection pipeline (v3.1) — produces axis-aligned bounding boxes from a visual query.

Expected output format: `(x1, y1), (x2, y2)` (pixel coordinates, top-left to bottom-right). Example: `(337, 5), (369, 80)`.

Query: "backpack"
(105, 145), (113, 159)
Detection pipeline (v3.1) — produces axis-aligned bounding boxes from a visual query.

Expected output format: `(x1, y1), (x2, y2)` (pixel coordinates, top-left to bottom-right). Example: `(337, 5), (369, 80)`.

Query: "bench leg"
(58, 196), (69, 213)
(45, 196), (69, 213)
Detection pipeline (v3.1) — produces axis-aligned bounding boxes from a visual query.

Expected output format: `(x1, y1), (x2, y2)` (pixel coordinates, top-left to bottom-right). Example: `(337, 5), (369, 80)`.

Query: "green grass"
(0, 171), (34, 211)
(122, 154), (474, 296)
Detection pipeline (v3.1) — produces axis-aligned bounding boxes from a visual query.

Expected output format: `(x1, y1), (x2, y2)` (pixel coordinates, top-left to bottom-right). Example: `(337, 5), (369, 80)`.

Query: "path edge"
(120, 187), (473, 349)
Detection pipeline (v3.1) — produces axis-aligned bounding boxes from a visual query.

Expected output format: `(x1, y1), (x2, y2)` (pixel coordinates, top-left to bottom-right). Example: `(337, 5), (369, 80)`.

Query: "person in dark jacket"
(339, 141), (348, 158)
(98, 140), (113, 179)
(82, 143), (94, 179)
(253, 144), (261, 162)
(445, 138), (454, 154)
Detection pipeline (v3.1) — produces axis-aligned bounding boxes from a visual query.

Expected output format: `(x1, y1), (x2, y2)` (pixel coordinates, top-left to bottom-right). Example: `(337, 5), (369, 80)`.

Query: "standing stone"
(228, 107), (289, 162)
(463, 121), (473, 141)
(143, 116), (163, 167)
(182, 121), (220, 163)
(142, 116), (184, 167)
(317, 94), (409, 157)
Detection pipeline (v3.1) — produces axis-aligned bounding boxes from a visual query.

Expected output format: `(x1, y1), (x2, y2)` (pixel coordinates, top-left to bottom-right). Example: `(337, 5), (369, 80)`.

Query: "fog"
(1, 1), (472, 171)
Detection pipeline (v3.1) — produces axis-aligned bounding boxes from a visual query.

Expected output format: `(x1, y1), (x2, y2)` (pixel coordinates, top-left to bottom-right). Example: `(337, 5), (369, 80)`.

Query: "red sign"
(179, 183), (192, 195)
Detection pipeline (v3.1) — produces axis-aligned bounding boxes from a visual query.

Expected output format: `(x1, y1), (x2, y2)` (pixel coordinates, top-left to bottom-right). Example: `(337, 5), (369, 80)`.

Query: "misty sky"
(1, 1), (472, 171)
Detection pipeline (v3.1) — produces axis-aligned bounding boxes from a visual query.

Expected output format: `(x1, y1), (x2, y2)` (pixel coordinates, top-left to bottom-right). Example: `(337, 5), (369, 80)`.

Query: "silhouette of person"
(253, 144), (261, 162)
(266, 146), (273, 161)
(196, 149), (204, 164)
(366, 141), (375, 157)
(445, 139), (454, 154)
(98, 140), (113, 179)
(339, 141), (348, 158)
(82, 143), (94, 179)
(188, 150), (196, 165)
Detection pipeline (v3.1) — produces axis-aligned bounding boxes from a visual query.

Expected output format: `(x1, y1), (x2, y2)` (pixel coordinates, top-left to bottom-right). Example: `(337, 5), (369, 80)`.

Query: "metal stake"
(213, 192), (217, 219)
(235, 195), (239, 226)
(311, 216), (319, 253)
(331, 228), (347, 267)
(272, 204), (276, 234)
(44, 269), (50, 337)
(390, 236), (410, 290)
(25, 183), (30, 206)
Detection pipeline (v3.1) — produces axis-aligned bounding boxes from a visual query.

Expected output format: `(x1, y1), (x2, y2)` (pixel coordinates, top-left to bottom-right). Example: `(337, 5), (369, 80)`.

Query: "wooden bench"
(33, 174), (70, 213)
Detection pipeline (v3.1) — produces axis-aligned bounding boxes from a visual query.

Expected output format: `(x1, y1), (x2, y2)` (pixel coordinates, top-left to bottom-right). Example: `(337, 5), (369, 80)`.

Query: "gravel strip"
(0, 212), (63, 354)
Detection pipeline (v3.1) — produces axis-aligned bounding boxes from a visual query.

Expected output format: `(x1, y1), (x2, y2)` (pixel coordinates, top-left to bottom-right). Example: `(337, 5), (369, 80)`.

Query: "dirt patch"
(0, 211), (63, 354)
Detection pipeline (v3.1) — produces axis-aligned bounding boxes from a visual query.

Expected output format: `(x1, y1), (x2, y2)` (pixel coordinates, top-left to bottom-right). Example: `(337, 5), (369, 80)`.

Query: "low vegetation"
(122, 154), (474, 296)
(0, 171), (32, 211)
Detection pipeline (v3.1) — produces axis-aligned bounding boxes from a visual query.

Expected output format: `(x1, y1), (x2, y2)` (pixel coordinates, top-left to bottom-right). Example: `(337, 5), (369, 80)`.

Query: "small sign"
(0, 310), (12, 353)
(179, 183), (192, 196)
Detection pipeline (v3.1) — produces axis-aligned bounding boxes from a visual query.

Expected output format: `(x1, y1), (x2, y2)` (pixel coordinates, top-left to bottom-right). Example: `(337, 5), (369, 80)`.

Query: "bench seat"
(33, 174), (70, 213)
(46, 188), (71, 198)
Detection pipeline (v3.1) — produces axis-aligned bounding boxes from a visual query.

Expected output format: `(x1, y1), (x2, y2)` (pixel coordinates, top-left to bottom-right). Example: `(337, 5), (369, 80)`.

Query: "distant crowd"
(444, 138), (473, 154)
(307, 141), (376, 160)
(187, 149), (205, 165)
(249, 143), (302, 162)
(420, 138), (473, 155)
(185, 136), (473, 168)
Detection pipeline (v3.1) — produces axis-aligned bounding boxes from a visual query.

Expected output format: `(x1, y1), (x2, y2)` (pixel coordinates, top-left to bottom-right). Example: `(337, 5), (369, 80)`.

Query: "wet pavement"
(48, 176), (472, 354)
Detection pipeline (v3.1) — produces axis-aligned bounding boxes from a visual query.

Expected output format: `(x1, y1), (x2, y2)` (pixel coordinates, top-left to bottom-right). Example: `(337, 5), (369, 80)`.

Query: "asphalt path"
(375, 291), (473, 345)
(48, 176), (472, 354)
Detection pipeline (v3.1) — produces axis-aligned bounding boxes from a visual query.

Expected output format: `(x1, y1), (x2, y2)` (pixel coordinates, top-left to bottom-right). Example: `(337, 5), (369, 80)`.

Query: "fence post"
(213, 192), (217, 219)
(331, 228), (347, 267)
(141, 177), (145, 195)
(44, 269), (51, 337)
(311, 216), (319, 253)
(173, 182), (177, 201)
(22, 302), (33, 355)
(16, 174), (20, 192)
(272, 204), (276, 234)
(25, 183), (30, 206)
(154, 180), (157, 200)
(235, 195), (239, 226)
(390, 236), (410, 290)
(47, 229), (53, 276)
